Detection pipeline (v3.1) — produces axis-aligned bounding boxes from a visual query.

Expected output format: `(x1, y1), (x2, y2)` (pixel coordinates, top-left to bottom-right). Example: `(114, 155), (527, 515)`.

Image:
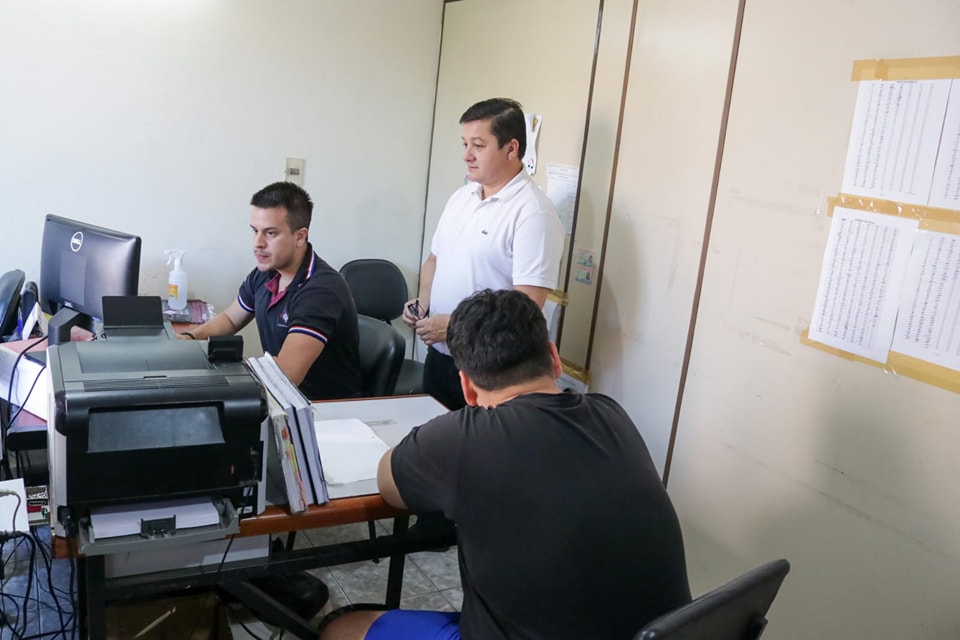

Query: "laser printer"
(47, 338), (267, 551)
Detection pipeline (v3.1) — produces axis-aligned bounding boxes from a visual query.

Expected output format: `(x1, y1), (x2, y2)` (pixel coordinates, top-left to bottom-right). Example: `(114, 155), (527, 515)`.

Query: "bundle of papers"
(247, 355), (328, 512)
(247, 355), (394, 512)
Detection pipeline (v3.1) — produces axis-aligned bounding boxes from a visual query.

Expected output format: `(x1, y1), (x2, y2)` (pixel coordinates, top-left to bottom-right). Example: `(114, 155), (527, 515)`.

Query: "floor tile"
(399, 591), (456, 612)
(409, 547), (461, 591)
(441, 587), (464, 610)
(329, 557), (434, 603)
(300, 522), (371, 547)
(306, 566), (352, 612)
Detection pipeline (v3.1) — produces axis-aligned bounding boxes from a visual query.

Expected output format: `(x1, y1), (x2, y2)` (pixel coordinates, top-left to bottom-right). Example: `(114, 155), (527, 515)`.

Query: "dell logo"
(70, 231), (83, 252)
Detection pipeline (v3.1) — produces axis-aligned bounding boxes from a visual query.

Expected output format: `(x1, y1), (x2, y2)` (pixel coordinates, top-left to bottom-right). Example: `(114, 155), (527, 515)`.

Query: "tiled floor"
(300, 519), (463, 614)
(0, 518), (461, 638)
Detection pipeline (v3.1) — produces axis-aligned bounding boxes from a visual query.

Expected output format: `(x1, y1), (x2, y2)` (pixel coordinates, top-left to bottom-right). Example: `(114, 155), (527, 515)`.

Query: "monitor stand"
(47, 308), (94, 346)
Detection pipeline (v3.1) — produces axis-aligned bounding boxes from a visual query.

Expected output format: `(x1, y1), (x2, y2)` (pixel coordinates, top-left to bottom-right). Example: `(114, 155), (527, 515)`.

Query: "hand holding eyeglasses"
(403, 298), (426, 327)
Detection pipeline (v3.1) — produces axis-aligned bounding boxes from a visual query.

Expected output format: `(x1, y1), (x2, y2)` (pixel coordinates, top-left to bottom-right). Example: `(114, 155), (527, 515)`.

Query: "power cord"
(31, 529), (69, 635)
(0, 532), (36, 639)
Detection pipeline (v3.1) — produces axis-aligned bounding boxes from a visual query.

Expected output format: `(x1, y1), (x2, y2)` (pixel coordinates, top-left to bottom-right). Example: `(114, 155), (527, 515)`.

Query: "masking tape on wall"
(851, 56), (960, 81)
(560, 357), (590, 385)
(548, 290), (570, 306)
(827, 194), (960, 224)
(801, 328), (960, 395)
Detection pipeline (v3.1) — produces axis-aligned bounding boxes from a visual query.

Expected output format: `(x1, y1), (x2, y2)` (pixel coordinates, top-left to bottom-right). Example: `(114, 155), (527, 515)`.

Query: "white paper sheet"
(929, 79), (960, 211)
(808, 207), (919, 362)
(313, 418), (389, 485)
(90, 498), (219, 540)
(891, 229), (960, 370)
(546, 163), (579, 234)
(841, 79), (951, 206)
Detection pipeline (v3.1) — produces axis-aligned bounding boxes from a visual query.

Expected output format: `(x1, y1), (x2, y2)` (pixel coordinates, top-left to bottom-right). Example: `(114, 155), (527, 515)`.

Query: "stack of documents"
(248, 354), (328, 512)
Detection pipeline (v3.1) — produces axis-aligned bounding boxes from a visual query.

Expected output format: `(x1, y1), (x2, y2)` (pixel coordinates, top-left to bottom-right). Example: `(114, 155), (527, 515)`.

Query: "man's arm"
(377, 448), (407, 509)
(177, 300), (253, 340)
(513, 284), (551, 308)
(415, 271), (551, 346)
(274, 333), (326, 387)
(403, 253), (437, 327)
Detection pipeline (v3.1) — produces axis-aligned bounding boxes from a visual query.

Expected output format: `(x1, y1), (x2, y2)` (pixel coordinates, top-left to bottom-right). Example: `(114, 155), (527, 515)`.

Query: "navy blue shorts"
(366, 610), (461, 640)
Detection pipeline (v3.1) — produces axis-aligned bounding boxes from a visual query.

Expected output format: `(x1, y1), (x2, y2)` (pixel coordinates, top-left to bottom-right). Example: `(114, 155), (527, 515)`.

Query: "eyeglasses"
(406, 299), (425, 319)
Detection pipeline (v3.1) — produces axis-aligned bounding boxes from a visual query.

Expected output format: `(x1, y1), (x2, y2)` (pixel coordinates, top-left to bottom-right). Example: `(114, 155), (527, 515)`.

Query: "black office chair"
(635, 559), (790, 640)
(0, 269), (26, 341)
(340, 259), (424, 395)
(357, 314), (405, 397)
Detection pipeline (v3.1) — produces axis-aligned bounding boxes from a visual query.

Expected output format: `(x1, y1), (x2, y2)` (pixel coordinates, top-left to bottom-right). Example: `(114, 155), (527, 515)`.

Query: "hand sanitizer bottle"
(164, 250), (188, 311)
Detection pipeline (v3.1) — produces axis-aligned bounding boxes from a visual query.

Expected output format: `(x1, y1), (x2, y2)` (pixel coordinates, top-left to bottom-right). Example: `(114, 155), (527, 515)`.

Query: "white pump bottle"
(164, 250), (188, 311)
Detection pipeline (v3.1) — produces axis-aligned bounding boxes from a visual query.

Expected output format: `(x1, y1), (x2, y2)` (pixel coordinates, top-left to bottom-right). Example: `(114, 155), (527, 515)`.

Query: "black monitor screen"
(39, 214), (141, 323)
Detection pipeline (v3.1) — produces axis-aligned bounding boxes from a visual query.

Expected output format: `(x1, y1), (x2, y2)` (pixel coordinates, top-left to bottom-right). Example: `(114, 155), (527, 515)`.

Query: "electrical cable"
(32, 529), (68, 634)
(0, 533), (38, 639)
(0, 591), (26, 639)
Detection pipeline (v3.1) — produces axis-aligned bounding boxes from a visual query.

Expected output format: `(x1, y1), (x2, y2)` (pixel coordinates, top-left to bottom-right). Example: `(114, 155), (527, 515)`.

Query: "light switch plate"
(284, 157), (305, 185)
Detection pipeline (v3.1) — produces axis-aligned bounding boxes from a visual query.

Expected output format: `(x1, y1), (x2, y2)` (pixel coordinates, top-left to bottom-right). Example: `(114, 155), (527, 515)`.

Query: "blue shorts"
(366, 610), (461, 640)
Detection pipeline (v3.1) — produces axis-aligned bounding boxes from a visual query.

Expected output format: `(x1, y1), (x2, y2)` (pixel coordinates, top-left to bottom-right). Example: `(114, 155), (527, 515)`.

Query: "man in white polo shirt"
(403, 97), (565, 410)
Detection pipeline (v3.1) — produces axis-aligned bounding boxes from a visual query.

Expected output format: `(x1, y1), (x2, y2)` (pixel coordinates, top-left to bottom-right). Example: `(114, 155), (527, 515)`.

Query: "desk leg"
(79, 555), (107, 640)
(385, 516), (409, 608)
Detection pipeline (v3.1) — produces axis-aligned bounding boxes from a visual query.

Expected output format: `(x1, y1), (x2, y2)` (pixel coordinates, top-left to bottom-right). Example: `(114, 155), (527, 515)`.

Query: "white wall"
(0, 0), (443, 351)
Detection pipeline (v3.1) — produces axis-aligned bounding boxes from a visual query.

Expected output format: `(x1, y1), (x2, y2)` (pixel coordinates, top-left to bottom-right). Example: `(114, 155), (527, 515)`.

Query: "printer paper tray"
(77, 498), (239, 556)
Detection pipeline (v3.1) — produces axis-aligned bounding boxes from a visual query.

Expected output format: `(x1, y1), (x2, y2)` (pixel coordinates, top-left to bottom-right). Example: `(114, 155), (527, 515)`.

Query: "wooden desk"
(63, 494), (455, 639)
(54, 395), (452, 640)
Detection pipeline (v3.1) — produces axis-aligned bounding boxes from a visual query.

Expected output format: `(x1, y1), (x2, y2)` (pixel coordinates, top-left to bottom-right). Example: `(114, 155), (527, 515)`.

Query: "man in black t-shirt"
(180, 181), (361, 400)
(321, 289), (690, 640)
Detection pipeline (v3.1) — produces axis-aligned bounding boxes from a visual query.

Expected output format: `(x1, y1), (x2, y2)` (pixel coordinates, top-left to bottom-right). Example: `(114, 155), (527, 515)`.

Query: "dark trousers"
(423, 347), (466, 410)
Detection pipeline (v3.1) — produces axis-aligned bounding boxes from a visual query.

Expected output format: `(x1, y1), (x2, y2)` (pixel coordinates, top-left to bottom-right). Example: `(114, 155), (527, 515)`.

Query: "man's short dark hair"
(250, 182), (313, 232)
(447, 289), (553, 391)
(460, 98), (526, 159)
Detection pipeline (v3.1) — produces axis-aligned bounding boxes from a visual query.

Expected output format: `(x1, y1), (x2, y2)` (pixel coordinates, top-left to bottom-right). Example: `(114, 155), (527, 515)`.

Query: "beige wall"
(591, 0), (741, 472)
(421, 0), (601, 360)
(595, 0), (960, 637)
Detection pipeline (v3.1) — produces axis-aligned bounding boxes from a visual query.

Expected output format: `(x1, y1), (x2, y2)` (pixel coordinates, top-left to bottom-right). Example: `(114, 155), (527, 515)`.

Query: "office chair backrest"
(340, 259), (408, 322)
(635, 559), (790, 640)
(0, 269), (26, 340)
(357, 314), (406, 397)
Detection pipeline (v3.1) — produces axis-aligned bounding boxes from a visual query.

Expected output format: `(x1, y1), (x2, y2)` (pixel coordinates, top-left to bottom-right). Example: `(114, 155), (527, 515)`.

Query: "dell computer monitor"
(40, 214), (141, 344)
